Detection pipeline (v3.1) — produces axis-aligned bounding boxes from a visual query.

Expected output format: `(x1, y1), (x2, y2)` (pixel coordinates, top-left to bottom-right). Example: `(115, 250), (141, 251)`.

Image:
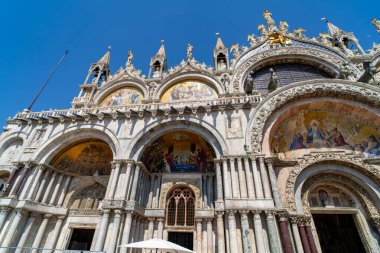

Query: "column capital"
(216, 211), (224, 217)
(264, 210), (276, 218)
(114, 209), (124, 216)
(23, 161), (37, 169)
(111, 160), (123, 168)
(36, 164), (48, 171)
(196, 218), (203, 224)
(43, 213), (54, 219)
(57, 215), (66, 221)
(205, 218), (213, 223)
(242, 156), (250, 162)
(289, 216), (299, 224)
(0, 206), (10, 213)
(101, 209), (111, 216)
(239, 210), (249, 217)
(296, 216), (311, 226)
(15, 208), (27, 217)
(264, 157), (274, 166)
(226, 210), (236, 216)
(252, 210), (262, 216)
(157, 218), (164, 223)
(277, 211), (289, 222)
(148, 217), (156, 222)
(214, 159), (222, 164)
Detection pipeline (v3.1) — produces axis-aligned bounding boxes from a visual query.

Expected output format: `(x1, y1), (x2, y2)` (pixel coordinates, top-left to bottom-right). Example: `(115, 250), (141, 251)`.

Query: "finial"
(161, 40), (165, 44)
(321, 17), (328, 23)
(216, 32), (220, 37)
(126, 49), (133, 66)
(107, 45), (112, 51)
(187, 44), (193, 60)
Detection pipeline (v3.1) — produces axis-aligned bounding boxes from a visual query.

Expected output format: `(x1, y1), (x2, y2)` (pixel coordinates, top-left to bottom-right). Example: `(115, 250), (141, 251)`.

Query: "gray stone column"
(202, 175), (208, 208)
(107, 210), (123, 253)
(202, 220), (207, 253)
(222, 159), (232, 199)
(41, 171), (57, 204)
(229, 158), (240, 198)
(227, 210), (238, 253)
(134, 217), (141, 243)
(2, 208), (26, 247)
(49, 173), (64, 205)
(120, 211), (133, 253)
(122, 161), (133, 199)
(147, 218), (155, 239)
(265, 159), (282, 207)
(45, 216), (65, 251)
(215, 160), (224, 200)
(19, 163), (37, 199)
(2, 166), (18, 195)
(240, 211), (252, 253)
(258, 157), (272, 199)
(207, 219), (213, 253)
(34, 169), (50, 202)
(289, 217), (304, 253)
(26, 165), (45, 200)
(157, 218), (164, 239)
(207, 176), (213, 208)
(237, 157), (248, 198)
(57, 175), (71, 207)
(147, 175), (155, 208)
(251, 157), (264, 199)
(154, 175), (162, 208)
(196, 219), (203, 253)
(15, 213), (37, 253)
(9, 166), (28, 198)
(253, 211), (265, 253)
(108, 161), (122, 199)
(243, 157), (255, 199)
(0, 206), (10, 230)
(32, 214), (52, 253)
(129, 163), (141, 201)
(95, 209), (110, 251)
(216, 212), (225, 253)
(265, 211), (282, 253)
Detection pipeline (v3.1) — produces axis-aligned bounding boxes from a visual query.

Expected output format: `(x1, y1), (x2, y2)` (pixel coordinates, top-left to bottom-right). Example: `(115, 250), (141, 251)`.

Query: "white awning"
(119, 238), (195, 253)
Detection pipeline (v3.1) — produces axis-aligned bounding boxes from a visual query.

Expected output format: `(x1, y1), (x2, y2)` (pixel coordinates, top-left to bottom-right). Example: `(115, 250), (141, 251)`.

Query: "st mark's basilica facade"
(1, 11), (380, 253)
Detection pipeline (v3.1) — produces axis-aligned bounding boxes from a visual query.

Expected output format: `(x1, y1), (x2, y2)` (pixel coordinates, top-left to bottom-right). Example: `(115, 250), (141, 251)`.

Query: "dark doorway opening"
(313, 214), (366, 253)
(168, 232), (193, 250)
(67, 228), (95, 250)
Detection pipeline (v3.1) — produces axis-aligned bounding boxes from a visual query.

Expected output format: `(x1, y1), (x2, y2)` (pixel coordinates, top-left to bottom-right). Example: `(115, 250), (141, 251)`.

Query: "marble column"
(304, 220), (317, 253)
(19, 163), (37, 199)
(265, 211), (281, 253)
(108, 161), (122, 199)
(157, 218), (164, 239)
(0, 206), (10, 230)
(265, 159), (282, 207)
(237, 157), (248, 198)
(253, 211), (265, 253)
(202, 175), (208, 208)
(108, 210), (123, 253)
(122, 161), (134, 199)
(49, 173), (64, 205)
(129, 163), (141, 201)
(216, 212), (225, 253)
(120, 212), (134, 253)
(26, 165), (45, 200)
(45, 216), (65, 250)
(32, 214), (52, 253)
(154, 175), (162, 208)
(41, 171), (57, 204)
(298, 223), (311, 253)
(240, 211), (252, 253)
(15, 213), (37, 253)
(227, 210), (238, 253)
(207, 176), (213, 208)
(202, 220), (207, 253)
(215, 160), (224, 200)
(278, 214), (294, 253)
(222, 159), (232, 199)
(2, 208), (26, 247)
(229, 158), (240, 198)
(196, 219), (203, 253)
(147, 218), (155, 239)
(57, 175), (71, 207)
(95, 209), (111, 251)
(243, 157), (255, 199)
(147, 175), (155, 208)
(207, 219), (213, 253)
(9, 166), (28, 198)
(251, 157), (264, 199)
(258, 157), (272, 199)
(289, 217), (304, 253)
(34, 169), (50, 202)
(4, 166), (18, 190)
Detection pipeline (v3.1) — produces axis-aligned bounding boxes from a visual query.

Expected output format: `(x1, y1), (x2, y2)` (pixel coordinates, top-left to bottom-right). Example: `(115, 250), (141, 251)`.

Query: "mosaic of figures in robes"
(101, 87), (143, 106)
(271, 110), (380, 159)
(141, 131), (216, 173)
(161, 81), (218, 102)
(53, 141), (113, 175)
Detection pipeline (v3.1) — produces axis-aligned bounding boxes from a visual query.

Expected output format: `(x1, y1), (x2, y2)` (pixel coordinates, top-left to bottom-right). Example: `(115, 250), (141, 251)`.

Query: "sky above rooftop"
(0, 0), (379, 125)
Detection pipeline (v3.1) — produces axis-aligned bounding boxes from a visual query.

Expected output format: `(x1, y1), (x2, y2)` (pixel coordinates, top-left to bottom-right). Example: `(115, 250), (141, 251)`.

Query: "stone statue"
(263, 10), (275, 30)
(258, 24), (269, 36)
(279, 21), (289, 33)
(187, 44), (193, 60)
(247, 34), (257, 47)
(126, 50), (133, 65)
(230, 44), (240, 58)
(372, 17), (380, 35)
(293, 28), (307, 39)
(319, 33), (332, 45)
(241, 45), (249, 52)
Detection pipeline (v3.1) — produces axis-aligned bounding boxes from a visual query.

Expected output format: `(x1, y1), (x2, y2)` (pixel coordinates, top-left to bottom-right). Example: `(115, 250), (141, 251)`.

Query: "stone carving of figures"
(230, 44), (240, 58)
(217, 58), (227, 70)
(319, 33), (332, 45)
(258, 24), (268, 36)
(279, 21), (289, 33)
(371, 17), (380, 35)
(187, 44), (193, 60)
(126, 50), (133, 65)
(263, 10), (275, 30)
(241, 45), (249, 52)
(293, 28), (307, 39)
(247, 34), (257, 47)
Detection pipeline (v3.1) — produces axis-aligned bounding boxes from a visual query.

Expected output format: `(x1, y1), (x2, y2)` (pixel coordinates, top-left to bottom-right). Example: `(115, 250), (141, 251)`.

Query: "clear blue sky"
(0, 0), (379, 125)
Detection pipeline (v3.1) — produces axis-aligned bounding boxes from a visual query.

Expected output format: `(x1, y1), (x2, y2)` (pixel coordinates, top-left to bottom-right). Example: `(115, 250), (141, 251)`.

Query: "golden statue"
(279, 21), (289, 33)
(230, 44), (240, 58)
(247, 34), (257, 47)
(187, 44), (193, 60)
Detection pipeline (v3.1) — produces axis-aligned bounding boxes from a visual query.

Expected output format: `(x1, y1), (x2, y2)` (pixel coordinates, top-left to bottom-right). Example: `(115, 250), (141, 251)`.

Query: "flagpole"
(26, 50), (69, 111)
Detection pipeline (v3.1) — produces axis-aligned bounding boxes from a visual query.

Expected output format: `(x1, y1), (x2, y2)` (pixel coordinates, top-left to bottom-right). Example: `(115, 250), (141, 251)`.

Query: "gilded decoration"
(271, 110), (380, 159)
(52, 141), (113, 176)
(160, 81), (217, 102)
(100, 87), (143, 106)
(140, 131), (216, 173)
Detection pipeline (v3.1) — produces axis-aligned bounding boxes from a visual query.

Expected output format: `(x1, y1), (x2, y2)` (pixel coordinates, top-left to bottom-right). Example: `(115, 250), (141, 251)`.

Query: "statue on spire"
(126, 50), (134, 66)
(187, 44), (193, 60)
(263, 10), (276, 31)
(372, 17), (380, 35)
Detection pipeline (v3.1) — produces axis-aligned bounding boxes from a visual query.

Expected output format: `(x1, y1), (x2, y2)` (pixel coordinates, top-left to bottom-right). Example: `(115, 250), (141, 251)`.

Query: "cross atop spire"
(98, 46), (111, 65)
(156, 40), (166, 57)
(215, 33), (226, 50)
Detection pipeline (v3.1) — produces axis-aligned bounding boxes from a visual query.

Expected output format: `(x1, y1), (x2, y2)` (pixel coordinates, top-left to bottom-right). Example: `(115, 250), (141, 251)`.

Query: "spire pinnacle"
(98, 46), (111, 65)
(322, 18), (344, 37)
(215, 33), (226, 50)
(156, 40), (166, 57)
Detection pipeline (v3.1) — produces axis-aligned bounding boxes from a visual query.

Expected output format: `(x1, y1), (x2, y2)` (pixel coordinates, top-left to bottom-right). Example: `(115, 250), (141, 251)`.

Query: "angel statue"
(247, 34), (257, 47)
(126, 50), (134, 65)
(187, 44), (193, 60)
(293, 28), (307, 39)
(230, 44), (240, 58)
(279, 21), (289, 33)
(319, 33), (332, 45)
(258, 24), (269, 36)
(263, 10), (275, 30)
(372, 17), (380, 35)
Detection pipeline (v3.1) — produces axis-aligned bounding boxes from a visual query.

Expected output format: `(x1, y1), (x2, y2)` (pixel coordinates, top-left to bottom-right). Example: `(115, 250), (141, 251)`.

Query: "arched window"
(166, 187), (195, 227)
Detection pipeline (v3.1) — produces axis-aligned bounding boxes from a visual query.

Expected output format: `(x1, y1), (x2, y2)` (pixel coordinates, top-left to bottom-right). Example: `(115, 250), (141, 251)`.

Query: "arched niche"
(68, 183), (106, 210)
(0, 138), (23, 164)
(140, 131), (216, 173)
(50, 139), (113, 176)
(160, 80), (218, 102)
(99, 86), (144, 106)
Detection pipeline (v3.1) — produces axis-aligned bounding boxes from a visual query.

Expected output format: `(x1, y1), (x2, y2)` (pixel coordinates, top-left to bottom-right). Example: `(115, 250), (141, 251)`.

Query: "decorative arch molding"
(160, 180), (201, 210)
(0, 133), (25, 157)
(33, 126), (120, 164)
(286, 152), (380, 213)
(246, 80), (380, 153)
(93, 80), (149, 105)
(126, 118), (227, 160)
(231, 46), (359, 93)
(152, 72), (225, 100)
(300, 176), (379, 218)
